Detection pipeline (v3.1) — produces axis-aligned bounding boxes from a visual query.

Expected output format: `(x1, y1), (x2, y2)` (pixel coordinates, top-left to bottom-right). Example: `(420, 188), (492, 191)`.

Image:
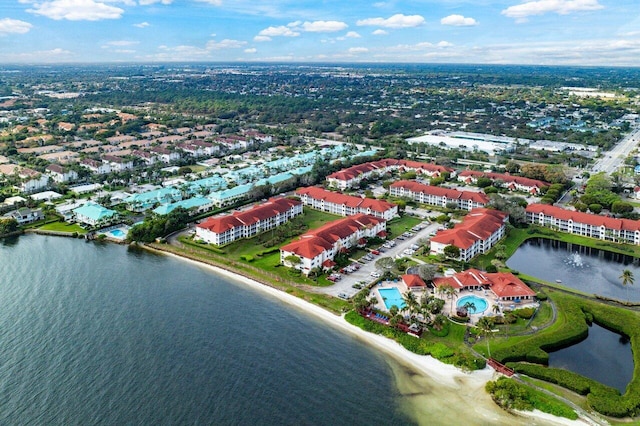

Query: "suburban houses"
(389, 180), (489, 210)
(430, 208), (509, 261)
(296, 186), (398, 220)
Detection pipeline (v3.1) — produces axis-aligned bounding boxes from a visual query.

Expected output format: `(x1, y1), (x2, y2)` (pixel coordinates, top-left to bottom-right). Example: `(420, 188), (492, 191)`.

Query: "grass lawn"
(39, 221), (87, 234)
(386, 215), (423, 237)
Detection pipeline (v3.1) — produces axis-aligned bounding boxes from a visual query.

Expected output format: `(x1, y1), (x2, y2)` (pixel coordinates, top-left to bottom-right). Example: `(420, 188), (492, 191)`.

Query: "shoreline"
(147, 244), (585, 425)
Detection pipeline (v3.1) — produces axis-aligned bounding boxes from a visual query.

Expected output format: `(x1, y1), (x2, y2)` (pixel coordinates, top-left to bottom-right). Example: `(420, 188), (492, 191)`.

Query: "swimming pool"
(379, 287), (406, 311)
(109, 229), (125, 238)
(456, 295), (488, 314)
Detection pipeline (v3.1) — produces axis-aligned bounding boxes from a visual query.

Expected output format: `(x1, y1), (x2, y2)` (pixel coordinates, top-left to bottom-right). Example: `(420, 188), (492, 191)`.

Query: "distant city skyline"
(1, 0), (639, 65)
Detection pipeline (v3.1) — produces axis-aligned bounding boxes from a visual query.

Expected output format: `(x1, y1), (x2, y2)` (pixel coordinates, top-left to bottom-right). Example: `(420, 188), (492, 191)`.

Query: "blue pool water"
(110, 229), (125, 237)
(379, 287), (405, 311)
(456, 295), (488, 314)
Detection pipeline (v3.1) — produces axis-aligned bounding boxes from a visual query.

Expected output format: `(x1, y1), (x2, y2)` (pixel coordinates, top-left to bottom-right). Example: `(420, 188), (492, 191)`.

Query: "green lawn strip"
(38, 221), (87, 234)
(386, 216), (422, 237)
(519, 376), (590, 410)
(480, 289), (640, 418)
(345, 311), (485, 371)
(486, 377), (578, 420)
(148, 242), (348, 314)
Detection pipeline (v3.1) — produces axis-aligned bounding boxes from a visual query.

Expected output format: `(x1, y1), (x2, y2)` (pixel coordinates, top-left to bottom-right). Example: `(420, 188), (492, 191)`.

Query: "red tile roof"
(526, 204), (640, 232)
(458, 170), (549, 189)
(431, 208), (508, 249)
(327, 159), (453, 181)
(281, 213), (385, 259)
(433, 268), (535, 298)
(296, 186), (396, 213)
(402, 274), (426, 287)
(197, 197), (301, 234)
(390, 180), (489, 204)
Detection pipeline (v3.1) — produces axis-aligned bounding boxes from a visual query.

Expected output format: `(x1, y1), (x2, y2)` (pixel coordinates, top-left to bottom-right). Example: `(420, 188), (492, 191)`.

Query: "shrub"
(485, 264), (498, 273)
(536, 292), (548, 301)
(241, 255), (254, 262)
(515, 307), (535, 319)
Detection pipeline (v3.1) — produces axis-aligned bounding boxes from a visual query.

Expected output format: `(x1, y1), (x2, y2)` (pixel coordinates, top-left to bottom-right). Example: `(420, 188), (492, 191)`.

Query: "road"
(315, 220), (441, 299)
(592, 125), (640, 175)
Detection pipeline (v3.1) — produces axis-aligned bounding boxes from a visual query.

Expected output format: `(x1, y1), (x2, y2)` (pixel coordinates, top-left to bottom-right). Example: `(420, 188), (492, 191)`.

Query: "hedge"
(494, 291), (640, 418)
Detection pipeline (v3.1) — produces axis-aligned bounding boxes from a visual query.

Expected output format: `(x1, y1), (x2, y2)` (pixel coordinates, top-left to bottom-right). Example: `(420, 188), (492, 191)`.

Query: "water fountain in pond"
(566, 252), (587, 268)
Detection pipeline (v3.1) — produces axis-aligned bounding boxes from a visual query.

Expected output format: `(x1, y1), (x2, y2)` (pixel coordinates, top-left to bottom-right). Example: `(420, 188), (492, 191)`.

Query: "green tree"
(620, 269), (635, 302)
(477, 316), (494, 358)
(443, 245), (461, 259)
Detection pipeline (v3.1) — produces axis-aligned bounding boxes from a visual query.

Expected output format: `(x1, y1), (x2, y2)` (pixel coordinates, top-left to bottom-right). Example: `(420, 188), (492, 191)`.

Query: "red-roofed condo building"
(430, 208), (509, 261)
(457, 170), (549, 195)
(526, 204), (640, 245)
(433, 269), (536, 302)
(296, 186), (398, 220)
(195, 197), (303, 246)
(327, 159), (453, 190)
(280, 214), (386, 275)
(389, 180), (489, 210)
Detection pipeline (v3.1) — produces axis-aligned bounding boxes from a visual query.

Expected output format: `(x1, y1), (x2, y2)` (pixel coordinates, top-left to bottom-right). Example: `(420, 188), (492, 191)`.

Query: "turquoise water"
(0, 236), (412, 425)
(109, 229), (125, 238)
(380, 287), (406, 310)
(456, 295), (488, 314)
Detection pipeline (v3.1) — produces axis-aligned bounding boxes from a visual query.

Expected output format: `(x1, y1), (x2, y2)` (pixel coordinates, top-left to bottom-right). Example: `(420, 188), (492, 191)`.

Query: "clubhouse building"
(433, 268), (536, 303)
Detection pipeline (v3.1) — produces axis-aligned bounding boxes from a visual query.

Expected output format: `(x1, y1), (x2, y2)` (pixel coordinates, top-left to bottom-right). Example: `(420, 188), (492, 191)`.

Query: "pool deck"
(372, 281), (537, 325)
(98, 224), (131, 243)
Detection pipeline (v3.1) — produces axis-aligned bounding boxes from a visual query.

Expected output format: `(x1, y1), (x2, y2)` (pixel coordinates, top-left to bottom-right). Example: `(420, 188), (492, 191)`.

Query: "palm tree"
(477, 316), (494, 358)
(463, 301), (476, 314)
(402, 291), (419, 320)
(620, 269), (635, 302)
(492, 303), (501, 316)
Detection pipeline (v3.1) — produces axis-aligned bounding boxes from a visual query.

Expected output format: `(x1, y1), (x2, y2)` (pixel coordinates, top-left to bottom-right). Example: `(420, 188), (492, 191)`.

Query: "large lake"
(506, 238), (640, 301)
(1, 235), (549, 426)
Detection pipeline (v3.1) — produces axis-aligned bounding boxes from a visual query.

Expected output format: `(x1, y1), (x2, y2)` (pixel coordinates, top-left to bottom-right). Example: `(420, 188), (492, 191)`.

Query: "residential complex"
(433, 268), (536, 302)
(457, 170), (549, 195)
(526, 204), (640, 245)
(280, 214), (387, 275)
(430, 208), (509, 262)
(389, 180), (489, 210)
(296, 186), (398, 220)
(196, 197), (303, 246)
(326, 159), (453, 190)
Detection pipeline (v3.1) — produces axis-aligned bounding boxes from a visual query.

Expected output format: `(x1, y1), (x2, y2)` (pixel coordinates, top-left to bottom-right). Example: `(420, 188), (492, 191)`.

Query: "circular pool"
(456, 295), (488, 314)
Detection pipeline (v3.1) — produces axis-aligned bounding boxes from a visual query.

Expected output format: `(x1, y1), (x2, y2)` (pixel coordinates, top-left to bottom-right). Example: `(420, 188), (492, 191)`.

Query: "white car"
(370, 272), (381, 278)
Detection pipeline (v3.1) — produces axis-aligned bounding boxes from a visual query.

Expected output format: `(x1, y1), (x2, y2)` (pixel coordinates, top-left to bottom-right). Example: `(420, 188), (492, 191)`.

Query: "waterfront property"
(196, 197), (303, 246)
(457, 170), (549, 195)
(326, 158), (453, 190)
(72, 201), (119, 227)
(296, 186), (398, 220)
(430, 208), (509, 262)
(280, 213), (386, 275)
(389, 180), (489, 211)
(526, 203), (640, 245)
(434, 268), (536, 302)
(379, 287), (406, 310)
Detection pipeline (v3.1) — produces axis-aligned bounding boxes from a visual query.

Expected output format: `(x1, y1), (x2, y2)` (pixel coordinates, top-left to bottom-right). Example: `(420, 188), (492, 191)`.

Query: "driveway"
(317, 220), (441, 299)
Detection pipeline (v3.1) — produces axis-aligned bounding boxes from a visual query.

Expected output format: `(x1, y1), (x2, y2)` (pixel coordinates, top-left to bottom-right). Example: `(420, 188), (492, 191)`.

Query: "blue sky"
(1, 0), (639, 65)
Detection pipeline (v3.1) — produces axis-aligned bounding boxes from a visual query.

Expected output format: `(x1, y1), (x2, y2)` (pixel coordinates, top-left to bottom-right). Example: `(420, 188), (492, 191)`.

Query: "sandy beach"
(160, 249), (588, 426)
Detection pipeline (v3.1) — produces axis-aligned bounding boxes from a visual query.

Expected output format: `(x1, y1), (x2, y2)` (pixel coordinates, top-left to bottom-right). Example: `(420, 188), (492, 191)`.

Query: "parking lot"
(317, 219), (442, 299)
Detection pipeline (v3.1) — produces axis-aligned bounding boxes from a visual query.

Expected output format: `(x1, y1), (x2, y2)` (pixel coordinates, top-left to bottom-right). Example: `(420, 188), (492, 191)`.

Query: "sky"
(1, 0), (639, 65)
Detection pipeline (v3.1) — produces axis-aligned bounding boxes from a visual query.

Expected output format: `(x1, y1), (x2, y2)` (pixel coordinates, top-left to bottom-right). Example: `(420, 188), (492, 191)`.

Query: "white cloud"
(0, 18), (33, 35)
(257, 25), (300, 37)
(26, 0), (124, 21)
(440, 14), (478, 26)
(301, 20), (348, 33)
(103, 40), (139, 47)
(138, 0), (172, 4)
(253, 35), (272, 42)
(348, 47), (369, 54)
(502, 0), (604, 20)
(357, 14), (425, 29)
(372, 29), (388, 35)
(438, 41), (453, 47)
(133, 21), (150, 28)
(206, 39), (247, 49)
(244, 48), (257, 53)
(345, 31), (361, 38)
